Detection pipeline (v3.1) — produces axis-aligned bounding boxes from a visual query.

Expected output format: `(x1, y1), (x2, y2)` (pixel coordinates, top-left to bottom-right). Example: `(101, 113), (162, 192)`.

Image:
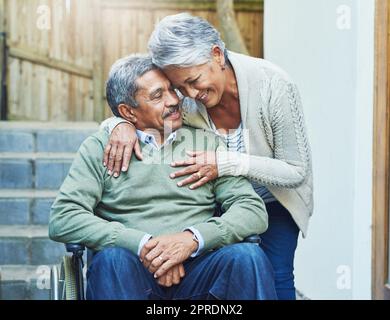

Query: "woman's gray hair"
(148, 12), (228, 68)
(106, 54), (157, 117)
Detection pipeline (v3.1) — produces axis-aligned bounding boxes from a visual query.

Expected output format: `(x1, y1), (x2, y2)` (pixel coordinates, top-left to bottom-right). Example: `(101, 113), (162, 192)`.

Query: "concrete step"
(0, 122), (98, 299)
(0, 121), (99, 153)
(0, 265), (51, 300)
(0, 190), (57, 225)
(0, 154), (75, 189)
(0, 225), (65, 265)
(0, 152), (76, 159)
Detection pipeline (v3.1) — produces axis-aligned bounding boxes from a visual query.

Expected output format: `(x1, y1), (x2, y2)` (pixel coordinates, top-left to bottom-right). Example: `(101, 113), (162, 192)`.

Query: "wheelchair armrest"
(243, 234), (262, 244)
(65, 243), (85, 255)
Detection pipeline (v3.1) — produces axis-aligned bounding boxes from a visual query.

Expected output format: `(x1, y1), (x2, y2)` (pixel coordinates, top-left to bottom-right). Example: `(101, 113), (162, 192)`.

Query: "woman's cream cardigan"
(182, 51), (313, 236)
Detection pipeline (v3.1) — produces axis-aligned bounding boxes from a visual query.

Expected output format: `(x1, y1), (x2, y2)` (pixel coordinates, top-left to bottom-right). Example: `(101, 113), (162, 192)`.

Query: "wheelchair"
(50, 243), (88, 300)
(50, 235), (262, 300)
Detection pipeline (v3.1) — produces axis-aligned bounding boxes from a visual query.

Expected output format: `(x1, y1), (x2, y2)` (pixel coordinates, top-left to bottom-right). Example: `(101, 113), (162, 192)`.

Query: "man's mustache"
(162, 105), (181, 119)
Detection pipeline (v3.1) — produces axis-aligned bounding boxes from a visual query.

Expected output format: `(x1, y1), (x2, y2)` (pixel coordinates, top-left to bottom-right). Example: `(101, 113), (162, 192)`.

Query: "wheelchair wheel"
(63, 255), (79, 300)
(50, 256), (78, 300)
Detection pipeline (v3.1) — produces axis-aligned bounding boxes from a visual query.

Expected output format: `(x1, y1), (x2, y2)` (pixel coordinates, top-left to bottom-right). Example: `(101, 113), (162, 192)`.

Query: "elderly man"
(49, 54), (276, 300)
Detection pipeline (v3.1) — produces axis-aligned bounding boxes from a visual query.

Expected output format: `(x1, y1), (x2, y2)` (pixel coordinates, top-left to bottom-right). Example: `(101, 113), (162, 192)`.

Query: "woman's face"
(163, 48), (226, 108)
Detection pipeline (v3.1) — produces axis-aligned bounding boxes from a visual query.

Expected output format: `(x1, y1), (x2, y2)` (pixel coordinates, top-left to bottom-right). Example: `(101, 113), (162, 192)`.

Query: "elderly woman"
(102, 13), (313, 300)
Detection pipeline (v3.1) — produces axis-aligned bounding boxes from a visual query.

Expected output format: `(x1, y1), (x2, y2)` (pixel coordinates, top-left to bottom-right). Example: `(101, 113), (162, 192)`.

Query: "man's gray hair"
(106, 54), (157, 116)
(148, 13), (228, 68)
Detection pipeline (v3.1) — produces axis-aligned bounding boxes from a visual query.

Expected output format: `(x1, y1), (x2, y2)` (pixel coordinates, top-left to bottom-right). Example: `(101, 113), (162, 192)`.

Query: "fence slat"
(101, 0), (263, 12)
(93, 1), (105, 122)
(0, 0), (5, 119)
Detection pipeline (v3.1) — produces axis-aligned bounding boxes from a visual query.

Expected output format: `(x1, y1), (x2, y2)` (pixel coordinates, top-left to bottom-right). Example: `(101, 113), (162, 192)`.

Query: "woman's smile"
(197, 89), (210, 104)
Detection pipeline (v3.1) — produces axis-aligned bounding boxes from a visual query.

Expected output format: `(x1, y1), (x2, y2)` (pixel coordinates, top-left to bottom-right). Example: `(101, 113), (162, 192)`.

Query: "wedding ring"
(158, 256), (163, 261)
(196, 172), (202, 179)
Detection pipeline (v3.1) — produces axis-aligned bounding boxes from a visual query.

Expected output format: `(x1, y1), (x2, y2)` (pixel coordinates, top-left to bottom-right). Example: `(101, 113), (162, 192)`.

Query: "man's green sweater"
(49, 126), (268, 255)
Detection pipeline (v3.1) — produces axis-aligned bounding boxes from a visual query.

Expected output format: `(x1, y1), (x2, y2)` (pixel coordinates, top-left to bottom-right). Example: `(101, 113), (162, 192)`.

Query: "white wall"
(264, 0), (374, 299)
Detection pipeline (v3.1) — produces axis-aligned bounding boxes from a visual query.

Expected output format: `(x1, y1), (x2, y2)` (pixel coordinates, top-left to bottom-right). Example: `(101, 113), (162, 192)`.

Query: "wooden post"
(372, 0), (390, 300)
(93, 1), (105, 123)
(0, 0), (6, 120)
(216, 0), (249, 55)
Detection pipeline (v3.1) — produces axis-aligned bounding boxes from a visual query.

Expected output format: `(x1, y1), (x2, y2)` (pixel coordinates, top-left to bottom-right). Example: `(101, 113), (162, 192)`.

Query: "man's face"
(133, 69), (182, 134)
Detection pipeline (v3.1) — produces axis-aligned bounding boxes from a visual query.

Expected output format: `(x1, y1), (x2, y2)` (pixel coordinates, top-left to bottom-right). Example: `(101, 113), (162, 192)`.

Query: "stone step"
(0, 265), (52, 300)
(0, 121), (99, 153)
(0, 154), (75, 189)
(0, 225), (65, 265)
(0, 152), (76, 159)
(0, 190), (57, 225)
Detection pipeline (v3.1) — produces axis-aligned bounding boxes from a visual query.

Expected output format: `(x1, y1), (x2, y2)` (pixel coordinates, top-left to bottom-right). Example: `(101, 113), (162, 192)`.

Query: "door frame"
(372, 0), (390, 300)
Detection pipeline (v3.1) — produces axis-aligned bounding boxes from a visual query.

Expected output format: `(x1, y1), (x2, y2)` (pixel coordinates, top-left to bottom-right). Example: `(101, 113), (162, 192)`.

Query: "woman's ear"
(211, 45), (225, 67)
(118, 104), (137, 125)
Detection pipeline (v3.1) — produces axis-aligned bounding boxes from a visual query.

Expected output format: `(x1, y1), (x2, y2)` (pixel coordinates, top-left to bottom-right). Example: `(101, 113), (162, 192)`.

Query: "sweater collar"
(226, 51), (249, 126)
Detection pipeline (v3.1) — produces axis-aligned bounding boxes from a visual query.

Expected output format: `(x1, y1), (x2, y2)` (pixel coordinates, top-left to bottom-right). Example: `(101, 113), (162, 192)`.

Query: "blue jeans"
(260, 201), (300, 300)
(86, 243), (277, 300)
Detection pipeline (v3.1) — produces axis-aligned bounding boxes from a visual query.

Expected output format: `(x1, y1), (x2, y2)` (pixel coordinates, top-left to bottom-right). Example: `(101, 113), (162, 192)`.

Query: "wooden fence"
(0, 0), (263, 122)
